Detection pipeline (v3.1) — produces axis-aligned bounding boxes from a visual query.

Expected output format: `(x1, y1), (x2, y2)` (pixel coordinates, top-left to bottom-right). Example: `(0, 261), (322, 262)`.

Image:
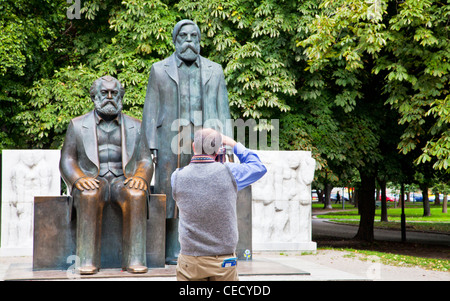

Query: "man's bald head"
(193, 128), (222, 155)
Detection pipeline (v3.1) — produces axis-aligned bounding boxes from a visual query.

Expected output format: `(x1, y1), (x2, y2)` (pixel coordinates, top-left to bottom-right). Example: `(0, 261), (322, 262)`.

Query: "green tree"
(0, 0), (69, 148)
(300, 0), (450, 170)
(298, 0), (450, 240)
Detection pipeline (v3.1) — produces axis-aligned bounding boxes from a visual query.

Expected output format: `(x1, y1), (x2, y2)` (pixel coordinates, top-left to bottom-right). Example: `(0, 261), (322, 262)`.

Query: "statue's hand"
(75, 177), (100, 191)
(124, 177), (148, 191)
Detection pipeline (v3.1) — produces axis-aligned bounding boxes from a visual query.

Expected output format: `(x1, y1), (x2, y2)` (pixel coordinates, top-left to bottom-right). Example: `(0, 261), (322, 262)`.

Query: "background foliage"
(1, 0), (448, 181)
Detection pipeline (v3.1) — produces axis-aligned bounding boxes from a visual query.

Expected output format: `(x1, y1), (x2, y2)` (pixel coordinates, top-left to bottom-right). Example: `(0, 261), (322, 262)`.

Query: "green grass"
(312, 203), (355, 210)
(314, 204), (450, 221)
(328, 220), (450, 232)
(313, 202), (450, 232)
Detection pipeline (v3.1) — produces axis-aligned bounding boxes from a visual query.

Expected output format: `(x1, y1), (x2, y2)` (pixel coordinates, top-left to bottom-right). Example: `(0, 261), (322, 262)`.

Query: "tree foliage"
(1, 0), (448, 175)
(300, 0), (450, 170)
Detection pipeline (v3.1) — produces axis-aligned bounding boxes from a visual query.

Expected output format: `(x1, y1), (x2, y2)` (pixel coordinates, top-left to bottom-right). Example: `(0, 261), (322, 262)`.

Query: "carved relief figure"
(252, 152), (316, 243)
(5, 152), (52, 248)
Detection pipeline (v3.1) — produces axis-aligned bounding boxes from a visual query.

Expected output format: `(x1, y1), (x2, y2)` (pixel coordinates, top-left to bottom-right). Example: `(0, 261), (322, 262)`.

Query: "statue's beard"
(93, 97), (123, 117)
(176, 42), (200, 62)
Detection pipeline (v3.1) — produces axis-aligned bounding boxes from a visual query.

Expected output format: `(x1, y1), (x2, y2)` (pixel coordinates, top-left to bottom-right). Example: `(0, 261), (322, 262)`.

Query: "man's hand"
(221, 134), (237, 148)
(124, 177), (148, 191)
(75, 177), (100, 191)
(221, 134), (236, 162)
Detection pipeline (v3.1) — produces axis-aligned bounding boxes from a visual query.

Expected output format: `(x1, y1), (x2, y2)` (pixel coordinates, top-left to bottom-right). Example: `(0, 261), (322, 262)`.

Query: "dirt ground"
(298, 249), (450, 281)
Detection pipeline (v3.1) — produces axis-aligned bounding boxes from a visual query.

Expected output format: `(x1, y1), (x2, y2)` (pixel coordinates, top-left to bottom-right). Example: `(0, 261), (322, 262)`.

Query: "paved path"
(0, 253), (369, 281)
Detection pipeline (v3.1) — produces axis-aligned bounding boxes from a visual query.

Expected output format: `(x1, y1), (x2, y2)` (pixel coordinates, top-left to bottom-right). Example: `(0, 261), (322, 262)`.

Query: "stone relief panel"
(252, 151), (316, 251)
(1, 150), (61, 251)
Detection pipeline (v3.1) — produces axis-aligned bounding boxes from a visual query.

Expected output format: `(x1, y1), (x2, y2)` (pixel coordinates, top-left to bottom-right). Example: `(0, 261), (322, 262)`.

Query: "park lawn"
(313, 203), (450, 232)
(315, 205), (450, 222)
(327, 220), (450, 233)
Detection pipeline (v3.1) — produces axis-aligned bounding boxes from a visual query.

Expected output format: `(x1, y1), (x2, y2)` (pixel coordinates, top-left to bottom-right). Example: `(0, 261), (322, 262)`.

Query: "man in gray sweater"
(171, 128), (267, 281)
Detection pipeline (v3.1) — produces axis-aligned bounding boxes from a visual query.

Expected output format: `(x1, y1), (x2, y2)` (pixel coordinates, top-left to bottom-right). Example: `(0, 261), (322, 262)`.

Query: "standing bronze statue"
(141, 20), (232, 263)
(60, 75), (153, 274)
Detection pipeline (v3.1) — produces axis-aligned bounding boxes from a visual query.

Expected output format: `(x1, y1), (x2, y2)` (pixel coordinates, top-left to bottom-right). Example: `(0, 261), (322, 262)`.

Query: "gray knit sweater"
(171, 162), (238, 256)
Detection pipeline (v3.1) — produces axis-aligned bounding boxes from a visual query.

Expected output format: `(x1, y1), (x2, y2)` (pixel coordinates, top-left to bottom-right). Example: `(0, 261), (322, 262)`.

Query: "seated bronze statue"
(60, 75), (153, 274)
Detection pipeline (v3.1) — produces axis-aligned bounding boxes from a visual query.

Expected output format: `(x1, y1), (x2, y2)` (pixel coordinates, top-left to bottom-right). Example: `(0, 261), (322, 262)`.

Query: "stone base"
(236, 186), (252, 260)
(4, 257), (309, 280)
(253, 241), (317, 253)
(32, 194), (166, 271)
(0, 248), (33, 257)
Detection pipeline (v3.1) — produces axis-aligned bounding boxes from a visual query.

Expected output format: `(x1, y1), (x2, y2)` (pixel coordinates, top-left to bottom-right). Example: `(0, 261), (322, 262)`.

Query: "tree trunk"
(400, 183), (406, 242)
(317, 189), (324, 204)
(443, 194), (448, 214)
(355, 172), (376, 242)
(435, 192), (440, 205)
(380, 180), (388, 222)
(323, 184), (333, 209)
(420, 185), (431, 217)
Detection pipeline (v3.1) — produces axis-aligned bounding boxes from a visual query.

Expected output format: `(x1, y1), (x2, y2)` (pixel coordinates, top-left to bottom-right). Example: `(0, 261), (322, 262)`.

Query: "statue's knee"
(73, 184), (106, 207)
(125, 188), (147, 200)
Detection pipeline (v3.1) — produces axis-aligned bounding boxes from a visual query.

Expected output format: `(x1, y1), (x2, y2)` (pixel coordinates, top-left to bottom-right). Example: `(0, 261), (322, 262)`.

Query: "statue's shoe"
(77, 265), (98, 275)
(127, 265), (148, 274)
